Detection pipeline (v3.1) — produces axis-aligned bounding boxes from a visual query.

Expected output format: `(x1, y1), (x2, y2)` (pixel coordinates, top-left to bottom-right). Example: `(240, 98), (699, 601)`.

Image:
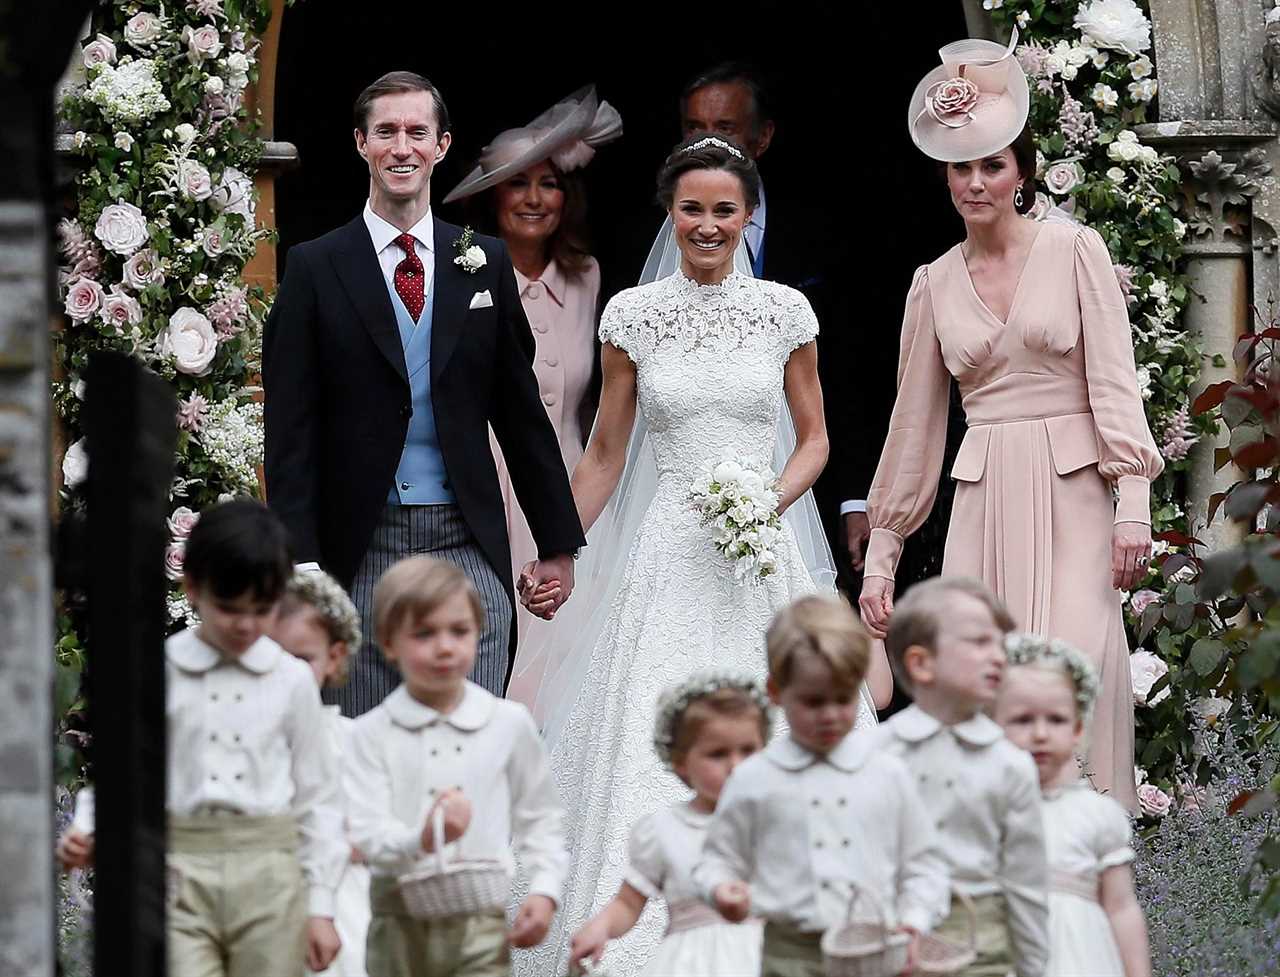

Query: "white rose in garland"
(1073, 0), (1151, 57)
(160, 307), (219, 376)
(64, 278), (105, 323)
(225, 52), (251, 92)
(122, 248), (165, 290)
(1130, 648), (1170, 706)
(210, 166), (255, 222)
(1043, 159), (1084, 196)
(82, 34), (117, 68)
(183, 25), (223, 63)
(94, 200), (148, 256)
(123, 11), (163, 47)
(178, 159), (214, 201)
(62, 438), (89, 488)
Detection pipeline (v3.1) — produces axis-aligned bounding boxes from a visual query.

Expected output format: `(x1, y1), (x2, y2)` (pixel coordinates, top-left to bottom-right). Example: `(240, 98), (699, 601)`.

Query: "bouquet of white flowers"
(689, 455), (783, 583)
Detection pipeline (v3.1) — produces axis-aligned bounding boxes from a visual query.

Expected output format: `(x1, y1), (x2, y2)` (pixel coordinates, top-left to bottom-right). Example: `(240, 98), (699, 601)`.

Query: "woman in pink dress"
(444, 87), (621, 651)
(858, 32), (1162, 810)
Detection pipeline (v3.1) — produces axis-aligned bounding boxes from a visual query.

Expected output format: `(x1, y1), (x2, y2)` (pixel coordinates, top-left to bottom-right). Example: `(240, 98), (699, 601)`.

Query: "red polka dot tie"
(393, 232), (425, 321)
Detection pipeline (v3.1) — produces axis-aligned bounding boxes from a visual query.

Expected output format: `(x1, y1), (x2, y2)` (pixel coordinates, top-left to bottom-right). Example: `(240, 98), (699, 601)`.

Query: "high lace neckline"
(671, 268), (743, 294)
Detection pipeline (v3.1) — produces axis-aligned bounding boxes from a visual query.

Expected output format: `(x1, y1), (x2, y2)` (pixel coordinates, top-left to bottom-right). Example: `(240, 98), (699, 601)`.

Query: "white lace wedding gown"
(515, 271), (876, 976)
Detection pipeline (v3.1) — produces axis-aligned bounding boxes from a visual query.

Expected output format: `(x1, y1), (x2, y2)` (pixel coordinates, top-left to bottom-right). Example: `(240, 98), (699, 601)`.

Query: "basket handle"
(952, 889), (979, 951)
(431, 803), (449, 874)
(843, 881), (892, 934)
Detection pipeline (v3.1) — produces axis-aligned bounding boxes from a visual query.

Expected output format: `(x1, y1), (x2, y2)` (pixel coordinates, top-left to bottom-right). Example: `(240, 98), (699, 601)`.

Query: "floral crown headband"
(653, 667), (772, 769)
(1003, 632), (1099, 721)
(681, 136), (746, 160)
(286, 569), (362, 650)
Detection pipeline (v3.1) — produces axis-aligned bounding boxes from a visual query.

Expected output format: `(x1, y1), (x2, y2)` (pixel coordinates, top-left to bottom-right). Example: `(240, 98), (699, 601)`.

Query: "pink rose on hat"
(927, 77), (981, 124)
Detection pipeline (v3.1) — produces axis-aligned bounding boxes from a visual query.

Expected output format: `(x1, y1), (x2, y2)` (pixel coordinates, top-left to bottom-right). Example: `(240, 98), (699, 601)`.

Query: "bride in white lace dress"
(512, 136), (890, 976)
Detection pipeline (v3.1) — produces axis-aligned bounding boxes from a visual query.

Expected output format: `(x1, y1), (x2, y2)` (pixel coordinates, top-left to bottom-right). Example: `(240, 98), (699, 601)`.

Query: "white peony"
(124, 12), (163, 46)
(160, 307), (219, 375)
(64, 277), (105, 323)
(1074, 0), (1152, 56)
(1130, 648), (1170, 706)
(178, 159), (214, 201)
(100, 286), (143, 333)
(1043, 160), (1085, 196)
(123, 248), (164, 290)
(1091, 84), (1119, 110)
(113, 131), (134, 152)
(210, 166), (255, 223)
(62, 438), (89, 488)
(83, 34), (117, 68)
(1129, 55), (1154, 80)
(94, 200), (148, 255)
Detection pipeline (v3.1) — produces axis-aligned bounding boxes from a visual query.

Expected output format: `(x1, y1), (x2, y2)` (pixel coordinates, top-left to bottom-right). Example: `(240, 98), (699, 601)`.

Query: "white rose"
(1129, 78), (1158, 103)
(124, 12), (162, 47)
(99, 286), (143, 333)
(464, 244), (486, 267)
(1148, 279), (1169, 301)
(210, 166), (255, 222)
(1074, 0), (1152, 56)
(123, 248), (164, 290)
(1091, 84), (1119, 110)
(1066, 44), (1093, 68)
(1106, 166), (1127, 184)
(1129, 648), (1170, 706)
(64, 277), (105, 323)
(1108, 140), (1141, 163)
(740, 471), (766, 497)
(73, 131), (88, 150)
(201, 225), (227, 257)
(1061, 63), (1079, 81)
(1192, 696), (1232, 725)
(94, 200), (148, 256)
(1115, 129), (1139, 144)
(72, 378), (87, 401)
(204, 75), (224, 95)
(226, 52), (249, 75)
(167, 506), (201, 539)
(1044, 53), (1067, 77)
(83, 34), (117, 68)
(178, 159), (213, 201)
(183, 25), (223, 63)
(1173, 218), (1187, 239)
(164, 541), (187, 581)
(62, 438), (89, 488)
(1130, 54), (1154, 79)
(113, 131), (134, 152)
(174, 123), (198, 145)
(160, 307), (219, 375)
(1043, 160), (1085, 196)
(713, 461), (743, 485)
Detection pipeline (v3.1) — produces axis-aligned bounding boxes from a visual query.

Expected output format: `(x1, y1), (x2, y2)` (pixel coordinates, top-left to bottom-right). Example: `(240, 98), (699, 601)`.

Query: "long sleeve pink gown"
(864, 222), (1163, 810)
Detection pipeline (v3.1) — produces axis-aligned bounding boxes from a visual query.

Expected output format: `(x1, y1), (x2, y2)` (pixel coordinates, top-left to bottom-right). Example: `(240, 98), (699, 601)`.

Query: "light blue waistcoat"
(384, 275), (454, 505)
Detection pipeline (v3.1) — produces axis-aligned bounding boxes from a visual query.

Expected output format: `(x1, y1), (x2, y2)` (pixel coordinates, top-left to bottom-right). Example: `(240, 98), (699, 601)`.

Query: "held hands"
(858, 576), (895, 639)
(844, 511), (870, 574)
(568, 915), (611, 969)
(509, 893), (556, 948)
(56, 828), (94, 871)
(712, 880), (752, 923)
(305, 916), (342, 972)
(518, 553), (576, 620)
(1113, 521), (1153, 591)
(420, 788), (472, 853)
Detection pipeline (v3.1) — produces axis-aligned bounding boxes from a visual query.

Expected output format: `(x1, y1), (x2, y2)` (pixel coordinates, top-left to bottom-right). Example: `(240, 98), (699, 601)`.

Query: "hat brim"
(907, 60), (1029, 163)
(442, 87), (598, 204)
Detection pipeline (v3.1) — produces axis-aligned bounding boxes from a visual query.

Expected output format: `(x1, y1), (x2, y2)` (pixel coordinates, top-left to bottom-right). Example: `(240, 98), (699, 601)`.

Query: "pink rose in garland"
(165, 541), (187, 581)
(64, 277), (105, 323)
(1128, 588), (1161, 616)
(160, 307), (219, 376)
(167, 506), (201, 539)
(100, 286), (143, 333)
(183, 25), (223, 64)
(123, 248), (165, 290)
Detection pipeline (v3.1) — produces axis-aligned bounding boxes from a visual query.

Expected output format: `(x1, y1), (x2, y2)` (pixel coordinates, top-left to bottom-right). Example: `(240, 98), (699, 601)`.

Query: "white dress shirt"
(165, 629), (346, 916)
(363, 201), (435, 298)
(871, 706), (1049, 976)
(345, 681), (567, 903)
(694, 730), (949, 933)
(744, 182), (767, 273)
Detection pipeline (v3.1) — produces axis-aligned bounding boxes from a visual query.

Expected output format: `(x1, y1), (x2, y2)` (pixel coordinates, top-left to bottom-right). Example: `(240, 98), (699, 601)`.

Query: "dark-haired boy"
(167, 499), (345, 977)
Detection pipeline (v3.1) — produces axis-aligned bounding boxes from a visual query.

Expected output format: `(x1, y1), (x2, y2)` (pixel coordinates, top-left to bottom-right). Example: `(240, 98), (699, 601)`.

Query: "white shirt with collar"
(744, 182), (766, 271)
(165, 628), (346, 917)
(363, 201), (435, 297)
(694, 730), (949, 933)
(345, 681), (567, 903)
(872, 705), (1049, 976)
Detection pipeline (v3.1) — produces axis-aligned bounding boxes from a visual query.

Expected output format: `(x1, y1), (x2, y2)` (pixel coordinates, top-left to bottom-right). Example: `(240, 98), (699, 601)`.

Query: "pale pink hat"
(443, 86), (622, 204)
(907, 28), (1029, 163)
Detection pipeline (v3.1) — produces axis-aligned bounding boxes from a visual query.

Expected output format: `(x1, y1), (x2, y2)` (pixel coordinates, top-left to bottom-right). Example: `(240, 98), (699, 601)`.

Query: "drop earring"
(1015, 183), (1025, 209)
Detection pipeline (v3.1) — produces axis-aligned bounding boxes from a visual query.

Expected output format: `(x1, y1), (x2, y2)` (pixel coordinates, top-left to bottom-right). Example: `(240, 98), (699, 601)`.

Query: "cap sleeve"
(778, 287), (819, 356)
(599, 291), (641, 364)
(1091, 793), (1135, 869)
(622, 810), (664, 899)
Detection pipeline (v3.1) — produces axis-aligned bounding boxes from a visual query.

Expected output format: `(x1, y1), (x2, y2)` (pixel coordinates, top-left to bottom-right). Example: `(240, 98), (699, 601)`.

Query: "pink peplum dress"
(864, 221), (1163, 811)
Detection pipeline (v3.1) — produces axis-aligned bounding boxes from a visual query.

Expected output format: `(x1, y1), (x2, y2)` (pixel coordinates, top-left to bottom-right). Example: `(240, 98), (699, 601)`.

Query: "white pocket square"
(469, 289), (494, 310)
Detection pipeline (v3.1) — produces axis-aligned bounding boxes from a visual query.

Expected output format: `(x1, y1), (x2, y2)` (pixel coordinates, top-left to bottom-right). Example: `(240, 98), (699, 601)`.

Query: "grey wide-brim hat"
(908, 28), (1029, 163)
(442, 86), (622, 204)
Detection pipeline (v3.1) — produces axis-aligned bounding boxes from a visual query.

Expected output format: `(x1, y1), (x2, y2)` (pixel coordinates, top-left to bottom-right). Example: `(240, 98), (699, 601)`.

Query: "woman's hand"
(1112, 521), (1153, 591)
(859, 576), (895, 638)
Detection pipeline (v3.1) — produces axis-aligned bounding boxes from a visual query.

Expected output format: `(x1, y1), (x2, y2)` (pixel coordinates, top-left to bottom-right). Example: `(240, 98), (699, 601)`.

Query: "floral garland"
(1004, 632), (1100, 721)
(52, 0), (276, 777)
(652, 668), (773, 769)
(984, 0), (1209, 794)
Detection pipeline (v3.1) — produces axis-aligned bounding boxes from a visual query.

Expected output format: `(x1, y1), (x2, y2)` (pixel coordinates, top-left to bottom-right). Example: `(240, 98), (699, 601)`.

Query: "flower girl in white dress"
(569, 670), (768, 976)
(995, 634), (1152, 977)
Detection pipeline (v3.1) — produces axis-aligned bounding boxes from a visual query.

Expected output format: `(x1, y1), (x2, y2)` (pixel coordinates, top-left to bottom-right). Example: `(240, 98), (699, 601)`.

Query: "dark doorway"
(273, 1), (968, 590)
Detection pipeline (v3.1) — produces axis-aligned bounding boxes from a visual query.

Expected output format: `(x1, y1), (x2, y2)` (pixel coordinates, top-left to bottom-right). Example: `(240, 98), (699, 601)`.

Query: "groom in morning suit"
(264, 71), (585, 715)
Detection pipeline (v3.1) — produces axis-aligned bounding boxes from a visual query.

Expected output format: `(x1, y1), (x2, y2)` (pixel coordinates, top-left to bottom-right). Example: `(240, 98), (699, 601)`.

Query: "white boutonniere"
(452, 226), (486, 274)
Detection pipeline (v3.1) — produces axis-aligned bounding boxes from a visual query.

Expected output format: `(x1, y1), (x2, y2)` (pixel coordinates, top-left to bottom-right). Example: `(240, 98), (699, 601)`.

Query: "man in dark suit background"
(679, 63), (896, 592)
(264, 71), (585, 714)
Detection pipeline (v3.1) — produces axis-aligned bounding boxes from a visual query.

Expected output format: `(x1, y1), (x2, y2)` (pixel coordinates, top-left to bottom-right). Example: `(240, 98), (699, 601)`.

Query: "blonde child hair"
(372, 556), (485, 650)
(279, 570), (362, 686)
(884, 576), (1016, 691)
(765, 594), (870, 692)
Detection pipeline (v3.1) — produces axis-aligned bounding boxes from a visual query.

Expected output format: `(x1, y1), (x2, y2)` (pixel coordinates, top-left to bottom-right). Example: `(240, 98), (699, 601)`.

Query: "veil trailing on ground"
(509, 220), (844, 747)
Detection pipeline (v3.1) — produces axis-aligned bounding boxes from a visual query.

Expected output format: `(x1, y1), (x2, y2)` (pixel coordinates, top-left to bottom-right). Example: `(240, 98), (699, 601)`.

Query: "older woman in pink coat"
(444, 87), (621, 654)
(859, 33), (1162, 810)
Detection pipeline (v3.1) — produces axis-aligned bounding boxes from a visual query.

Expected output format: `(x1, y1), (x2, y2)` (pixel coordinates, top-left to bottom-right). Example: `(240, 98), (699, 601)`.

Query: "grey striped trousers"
(333, 503), (512, 717)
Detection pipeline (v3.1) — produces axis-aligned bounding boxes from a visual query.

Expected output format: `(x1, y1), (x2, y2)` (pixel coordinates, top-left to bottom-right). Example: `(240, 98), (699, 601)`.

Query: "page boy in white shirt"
(345, 555), (566, 977)
(695, 595), (948, 977)
(874, 577), (1050, 977)
(167, 500), (345, 977)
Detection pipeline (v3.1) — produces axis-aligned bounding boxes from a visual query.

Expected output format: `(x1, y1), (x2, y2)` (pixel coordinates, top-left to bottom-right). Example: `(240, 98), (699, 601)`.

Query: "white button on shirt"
(165, 629), (346, 917)
(345, 682), (568, 902)
(363, 202), (435, 299)
(871, 706), (1050, 975)
(694, 731), (949, 933)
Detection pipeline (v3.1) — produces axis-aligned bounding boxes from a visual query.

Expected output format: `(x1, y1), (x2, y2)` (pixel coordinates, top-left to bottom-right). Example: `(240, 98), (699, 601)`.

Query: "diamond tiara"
(681, 136), (745, 160)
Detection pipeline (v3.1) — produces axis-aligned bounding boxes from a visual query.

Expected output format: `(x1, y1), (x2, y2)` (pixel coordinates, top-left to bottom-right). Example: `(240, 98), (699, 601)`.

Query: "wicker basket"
(396, 806), (510, 920)
(914, 891), (979, 975)
(821, 886), (912, 977)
